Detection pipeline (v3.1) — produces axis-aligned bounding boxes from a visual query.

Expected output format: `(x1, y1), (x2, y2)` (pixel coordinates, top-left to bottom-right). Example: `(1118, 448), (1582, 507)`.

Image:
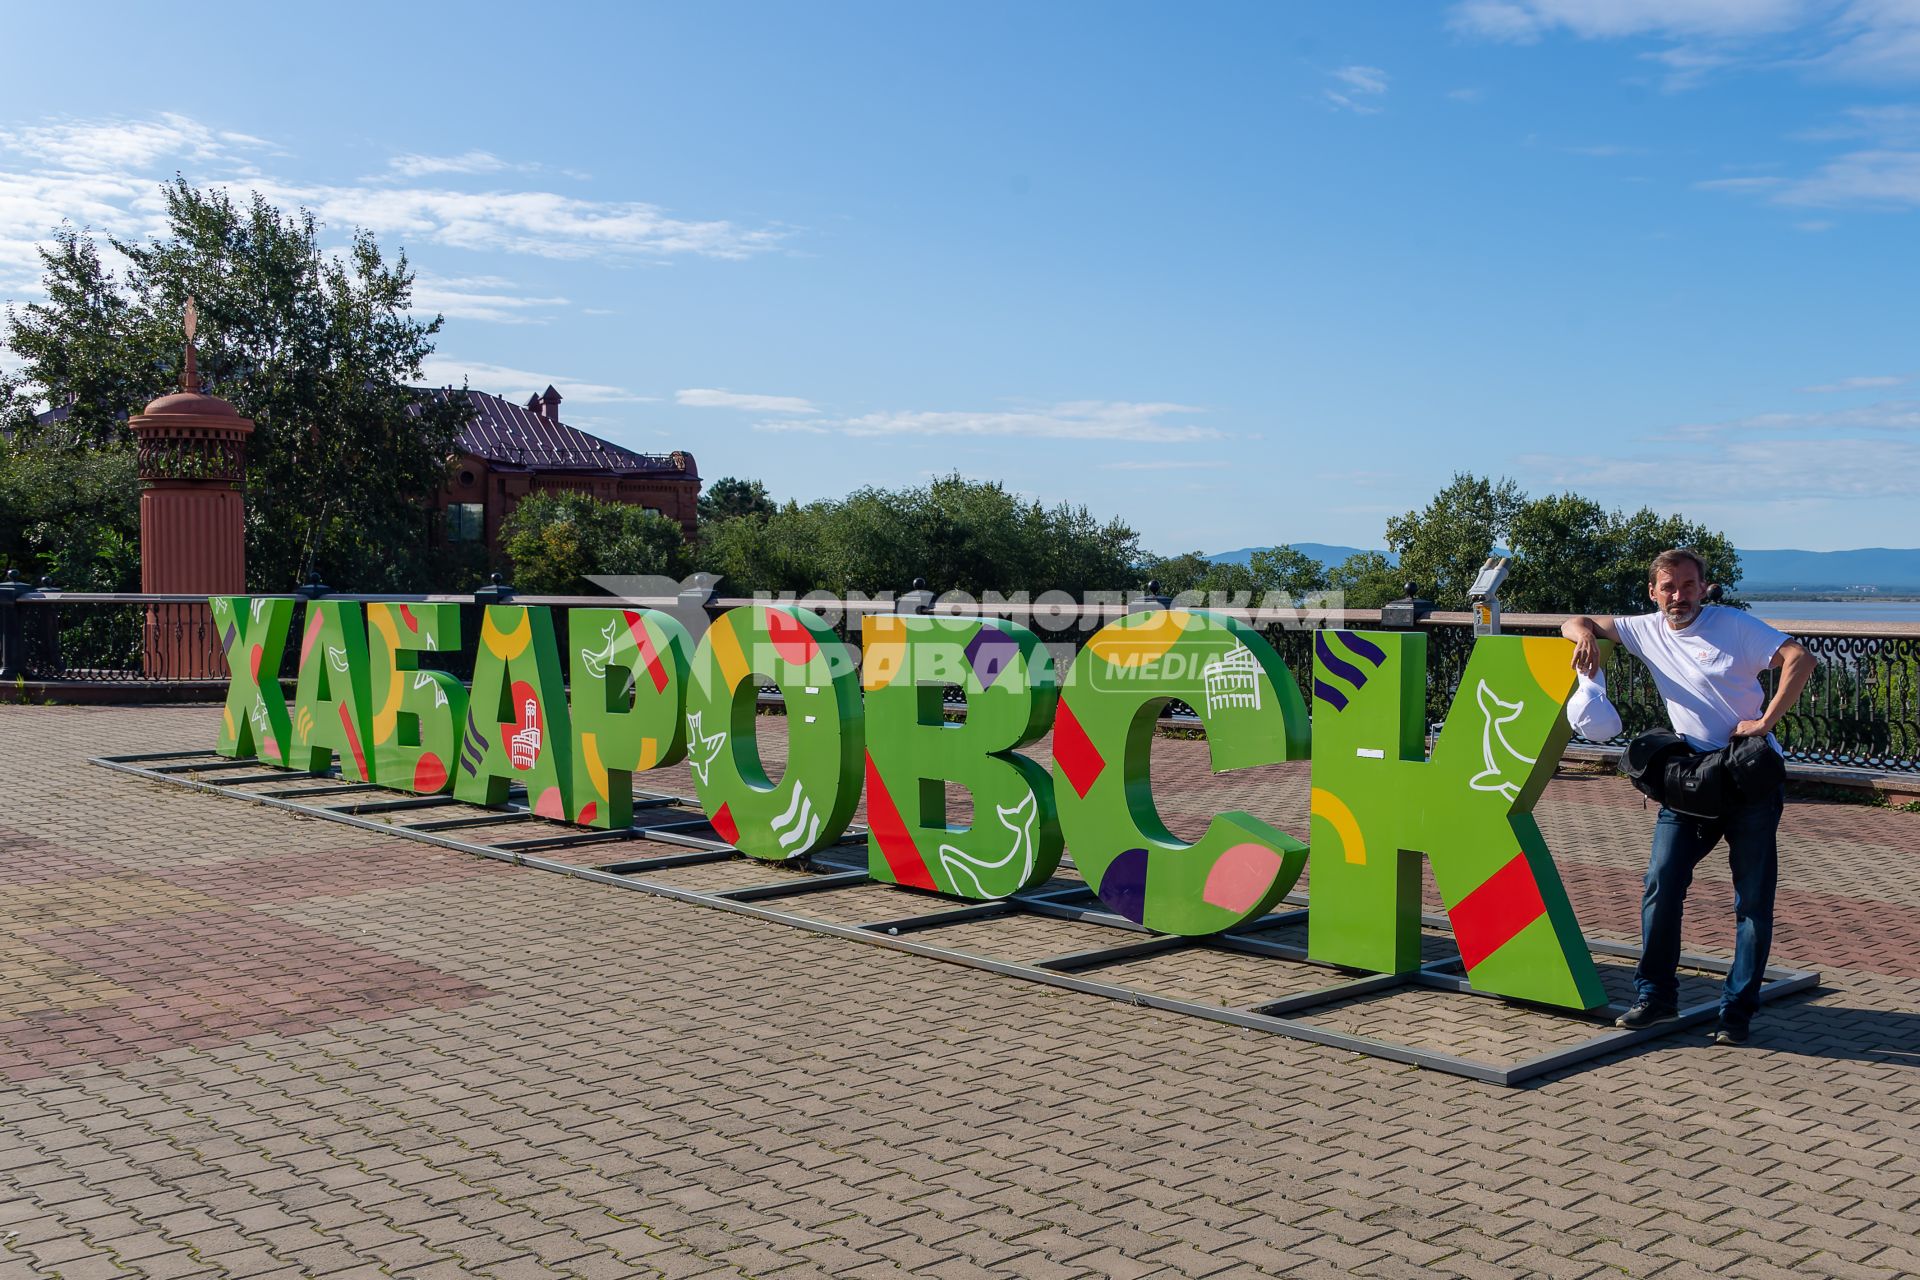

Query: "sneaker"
(1712, 1022), (1750, 1046)
(1615, 1001), (1679, 1029)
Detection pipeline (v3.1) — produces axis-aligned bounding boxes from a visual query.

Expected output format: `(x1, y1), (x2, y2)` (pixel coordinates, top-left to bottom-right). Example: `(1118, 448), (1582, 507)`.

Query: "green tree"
(2, 179), (470, 591)
(692, 474), (1140, 596)
(1248, 544), (1330, 597)
(0, 437), (140, 589)
(1383, 472), (1526, 609)
(1504, 493), (1742, 614)
(1327, 551), (1406, 609)
(502, 492), (693, 595)
(697, 476), (775, 523)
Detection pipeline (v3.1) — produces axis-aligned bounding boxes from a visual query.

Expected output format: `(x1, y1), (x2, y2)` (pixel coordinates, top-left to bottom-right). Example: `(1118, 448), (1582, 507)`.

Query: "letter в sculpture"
(1054, 609), (1311, 934)
(366, 602), (467, 795)
(455, 605), (573, 819)
(861, 614), (1063, 898)
(569, 607), (694, 828)
(1306, 630), (1605, 1009)
(290, 600), (377, 782)
(211, 595), (294, 766)
(684, 604), (863, 860)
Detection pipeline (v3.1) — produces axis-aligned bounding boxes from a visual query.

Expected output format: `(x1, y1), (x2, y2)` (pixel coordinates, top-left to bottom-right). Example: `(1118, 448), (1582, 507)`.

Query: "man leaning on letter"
(1561, 548), (1814, 1045)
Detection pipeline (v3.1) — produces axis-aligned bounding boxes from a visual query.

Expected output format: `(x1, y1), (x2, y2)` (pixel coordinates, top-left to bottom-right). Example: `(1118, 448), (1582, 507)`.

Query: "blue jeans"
(1635, 786), (1783, 1027)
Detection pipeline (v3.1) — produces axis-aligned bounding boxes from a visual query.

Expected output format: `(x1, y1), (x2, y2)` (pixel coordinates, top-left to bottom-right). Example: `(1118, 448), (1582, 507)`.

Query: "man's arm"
(1733, 640), (1814, 738)
(1560, 614), (1621, 678)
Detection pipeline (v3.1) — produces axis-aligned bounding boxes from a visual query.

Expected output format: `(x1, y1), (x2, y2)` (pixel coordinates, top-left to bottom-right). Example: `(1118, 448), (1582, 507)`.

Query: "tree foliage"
(0, 437), (140, 590)
(697, 476), (775, 523)
(1377, 472), (1741, 612)
(502, 491), (694, 595)
(695, 473), (1141, 596)
(1138, 545), (1330, 602)
(2, 179), (470, 591)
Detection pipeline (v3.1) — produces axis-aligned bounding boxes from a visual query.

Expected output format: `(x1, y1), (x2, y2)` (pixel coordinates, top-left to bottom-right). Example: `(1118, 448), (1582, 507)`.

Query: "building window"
(447, 503), (485, 543)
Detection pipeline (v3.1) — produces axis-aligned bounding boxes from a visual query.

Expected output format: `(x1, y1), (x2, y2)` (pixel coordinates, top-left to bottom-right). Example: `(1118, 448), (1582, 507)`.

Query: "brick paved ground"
(2, 703), (1916, 1279)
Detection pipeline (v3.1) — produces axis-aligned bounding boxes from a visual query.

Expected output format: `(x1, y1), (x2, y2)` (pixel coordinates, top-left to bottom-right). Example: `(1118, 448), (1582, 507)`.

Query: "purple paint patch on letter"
(1098, 848), (1150, 924)
(964, 627), (1019, 689)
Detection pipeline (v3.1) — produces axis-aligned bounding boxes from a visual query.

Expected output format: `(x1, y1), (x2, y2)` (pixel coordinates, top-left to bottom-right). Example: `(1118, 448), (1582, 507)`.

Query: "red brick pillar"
(131, 384), (253, 680)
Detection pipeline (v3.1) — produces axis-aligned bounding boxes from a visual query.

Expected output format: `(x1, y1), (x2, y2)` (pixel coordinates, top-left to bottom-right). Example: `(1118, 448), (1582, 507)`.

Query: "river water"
(1742, 599), (1920, 623)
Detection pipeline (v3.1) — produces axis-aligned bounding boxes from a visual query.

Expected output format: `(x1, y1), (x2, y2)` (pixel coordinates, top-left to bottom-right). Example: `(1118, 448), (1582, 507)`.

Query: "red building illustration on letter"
(508, 682), (543, 770)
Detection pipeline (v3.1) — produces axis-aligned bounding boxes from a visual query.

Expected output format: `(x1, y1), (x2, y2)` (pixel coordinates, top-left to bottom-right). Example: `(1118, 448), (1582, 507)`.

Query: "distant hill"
(1737, 548), (1920, 593)
(1205, 545), (1920, 593)
(1206, 542), (1392, 570)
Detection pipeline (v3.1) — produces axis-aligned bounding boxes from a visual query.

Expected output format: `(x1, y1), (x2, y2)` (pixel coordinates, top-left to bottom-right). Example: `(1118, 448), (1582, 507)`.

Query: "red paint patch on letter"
(864, 753), (937, 890)
(767, 610), (818, 665)
(1053, 698), (1106, 799)
(711, 802), (739, 846)
(1450, 854), (1548, 970)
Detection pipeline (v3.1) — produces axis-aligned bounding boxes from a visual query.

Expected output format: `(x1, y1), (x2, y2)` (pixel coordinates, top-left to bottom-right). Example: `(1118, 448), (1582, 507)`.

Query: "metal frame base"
(91, 750), (1821, 1086)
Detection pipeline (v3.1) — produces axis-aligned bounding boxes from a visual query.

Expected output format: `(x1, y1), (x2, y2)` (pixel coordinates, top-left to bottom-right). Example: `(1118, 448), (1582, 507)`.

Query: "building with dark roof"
(33, 381), (701, 559)
(429, 384), (700, 555)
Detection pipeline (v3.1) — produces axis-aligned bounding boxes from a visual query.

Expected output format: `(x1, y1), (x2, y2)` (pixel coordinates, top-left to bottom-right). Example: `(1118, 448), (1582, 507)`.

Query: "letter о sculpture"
(683, 604), (863, 859)
(1054, 609), (1312, 934)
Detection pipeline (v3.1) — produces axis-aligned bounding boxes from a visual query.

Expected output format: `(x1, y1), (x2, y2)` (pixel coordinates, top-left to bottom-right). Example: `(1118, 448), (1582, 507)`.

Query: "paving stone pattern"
(0, 704), (1916, 1279)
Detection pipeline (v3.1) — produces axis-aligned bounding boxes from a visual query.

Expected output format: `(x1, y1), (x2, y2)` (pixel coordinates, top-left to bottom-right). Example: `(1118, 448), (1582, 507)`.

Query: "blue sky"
(3, 0), (1918, 555)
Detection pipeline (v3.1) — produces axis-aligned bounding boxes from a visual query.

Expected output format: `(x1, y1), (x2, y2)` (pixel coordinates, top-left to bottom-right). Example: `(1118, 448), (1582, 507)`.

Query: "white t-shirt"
(1612, 606), (1791, 751)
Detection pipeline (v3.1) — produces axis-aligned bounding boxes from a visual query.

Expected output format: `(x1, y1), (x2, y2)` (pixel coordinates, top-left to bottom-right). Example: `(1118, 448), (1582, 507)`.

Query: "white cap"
(1566, 670), (1622, 741)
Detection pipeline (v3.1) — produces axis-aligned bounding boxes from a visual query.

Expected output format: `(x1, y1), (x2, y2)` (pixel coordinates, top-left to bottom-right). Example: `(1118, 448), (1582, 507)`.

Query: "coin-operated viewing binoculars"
(1468, 555), (1511, 637)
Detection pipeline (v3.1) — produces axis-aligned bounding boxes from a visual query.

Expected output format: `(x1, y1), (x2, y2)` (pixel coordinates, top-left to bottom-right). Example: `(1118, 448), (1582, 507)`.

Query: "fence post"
(1379, 581), (1434, 630)
(0, 569), (26, 681)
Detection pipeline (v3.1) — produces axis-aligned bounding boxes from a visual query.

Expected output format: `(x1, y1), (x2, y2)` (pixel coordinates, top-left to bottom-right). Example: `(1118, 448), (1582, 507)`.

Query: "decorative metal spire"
(181, 297), (200, 393)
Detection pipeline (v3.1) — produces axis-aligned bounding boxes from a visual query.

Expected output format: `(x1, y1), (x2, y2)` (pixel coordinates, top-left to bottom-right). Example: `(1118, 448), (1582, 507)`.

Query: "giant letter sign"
(1054, 609), (1311, 934)
(861, 615), (1063, 898)
(685, 604), (862, 860)
(456, 605), (573, 818)
(569, 607), (693, 828)
(367, 602), (467, 795)
(290, 600), (376, 781)
(1307, 630), (1604, 1010)
(212, 595), (294, 766)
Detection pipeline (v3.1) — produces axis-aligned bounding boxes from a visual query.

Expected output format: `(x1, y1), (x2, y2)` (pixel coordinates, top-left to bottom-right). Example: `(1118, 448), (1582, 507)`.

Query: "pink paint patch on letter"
(532, 787), (566, 820)
(1202, 842), (1283, 914)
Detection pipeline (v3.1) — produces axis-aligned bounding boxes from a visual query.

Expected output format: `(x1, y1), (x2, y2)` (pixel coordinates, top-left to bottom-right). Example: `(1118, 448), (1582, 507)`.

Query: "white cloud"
(246, 180), (784, 261)
(0, 112), (271, 173)
(1449, 1), (1920, 85)
(1326, 65), (1390, 113)
(0, 111), (786, 299)
(417, 357), (653, 404)
(1520, 436), (1920, 501)
(750, 419), (831, 434)
(1098, 459), (1231, 471)
(1775, 147), (1920, 205)
(1449, 0), (1814, 43)
(388, 150), (515, 178)
(1447, 86), (1488, 101)
(830, 401), (1219, 443)
(677, 388), (818, 413)
(1800, 374), (1907, 391)
(1564, 143), (1646, 157)
(1661, 398), (1920, 437)
(1693, 175), (1789, 190)
(410, 273), (568, 324)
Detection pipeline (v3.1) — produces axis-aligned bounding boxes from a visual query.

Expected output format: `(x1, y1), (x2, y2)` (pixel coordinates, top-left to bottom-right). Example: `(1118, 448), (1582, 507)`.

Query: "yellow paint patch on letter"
(1311, 786), (1368, 866)
(481, 609), (531, 661)
(1522, 635), (1577, 703)
(1087, 609), (1192, 668)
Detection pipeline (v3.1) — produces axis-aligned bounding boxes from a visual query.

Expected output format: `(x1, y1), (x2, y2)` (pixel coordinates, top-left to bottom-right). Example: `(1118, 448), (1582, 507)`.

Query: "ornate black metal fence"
(5, 583), (1917, 774)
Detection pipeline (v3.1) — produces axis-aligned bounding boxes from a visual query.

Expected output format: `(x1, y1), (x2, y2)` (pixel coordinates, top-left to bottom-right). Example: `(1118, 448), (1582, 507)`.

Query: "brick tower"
(130, 301), (253, 679)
